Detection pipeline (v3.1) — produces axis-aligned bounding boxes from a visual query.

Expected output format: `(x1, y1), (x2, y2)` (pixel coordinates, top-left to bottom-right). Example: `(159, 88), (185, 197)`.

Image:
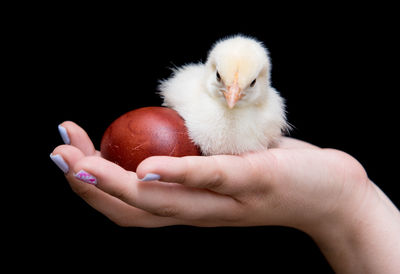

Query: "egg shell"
(100, 107), (201, 172)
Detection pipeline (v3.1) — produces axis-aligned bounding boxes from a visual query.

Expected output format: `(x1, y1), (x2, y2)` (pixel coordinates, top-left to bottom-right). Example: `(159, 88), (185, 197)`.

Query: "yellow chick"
(159, 35), (289, 155)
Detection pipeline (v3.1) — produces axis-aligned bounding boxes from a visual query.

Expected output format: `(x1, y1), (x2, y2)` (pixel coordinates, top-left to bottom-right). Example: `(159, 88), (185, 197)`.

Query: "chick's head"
(205, 35), (271, 109)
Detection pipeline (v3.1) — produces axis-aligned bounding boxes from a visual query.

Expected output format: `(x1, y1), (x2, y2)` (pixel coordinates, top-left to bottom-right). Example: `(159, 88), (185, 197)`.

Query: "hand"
(51, 121), (400, 272)
(51, 121), (367, 229)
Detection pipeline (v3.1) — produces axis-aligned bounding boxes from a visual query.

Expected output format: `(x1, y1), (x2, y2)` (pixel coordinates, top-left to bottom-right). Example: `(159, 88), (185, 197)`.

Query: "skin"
(52, 121), (400, 273)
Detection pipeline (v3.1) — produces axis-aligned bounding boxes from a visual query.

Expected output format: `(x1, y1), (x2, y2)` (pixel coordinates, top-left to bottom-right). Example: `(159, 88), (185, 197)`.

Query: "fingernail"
(50, 153), (69, 173)
(139, 173), (161, 181)
(74, 170), (97, 185)
(58, 125), (70, 145)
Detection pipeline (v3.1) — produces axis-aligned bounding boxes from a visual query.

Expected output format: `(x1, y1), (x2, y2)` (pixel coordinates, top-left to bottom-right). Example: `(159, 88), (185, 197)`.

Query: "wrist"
(303, 180), (400, 273)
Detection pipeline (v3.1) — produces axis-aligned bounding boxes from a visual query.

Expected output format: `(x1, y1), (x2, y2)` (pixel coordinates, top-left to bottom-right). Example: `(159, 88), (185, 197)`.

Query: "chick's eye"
(250, 79), (256, 87)
(216, 71), (221, 82)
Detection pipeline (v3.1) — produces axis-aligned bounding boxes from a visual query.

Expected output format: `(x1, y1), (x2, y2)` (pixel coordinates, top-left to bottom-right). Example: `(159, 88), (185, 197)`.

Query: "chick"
(159, 35), (289, 155)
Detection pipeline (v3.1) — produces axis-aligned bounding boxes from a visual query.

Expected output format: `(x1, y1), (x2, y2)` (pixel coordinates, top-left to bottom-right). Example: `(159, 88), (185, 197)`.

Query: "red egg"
(100, 107), (201, 172)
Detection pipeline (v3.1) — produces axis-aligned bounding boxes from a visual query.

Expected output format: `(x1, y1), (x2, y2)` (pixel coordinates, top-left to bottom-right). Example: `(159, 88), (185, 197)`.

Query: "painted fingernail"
(140, 173), (161, 181)
(58, 125), (70, 145)
(74, 170), (97, 185)
(50, 153), (69, 173)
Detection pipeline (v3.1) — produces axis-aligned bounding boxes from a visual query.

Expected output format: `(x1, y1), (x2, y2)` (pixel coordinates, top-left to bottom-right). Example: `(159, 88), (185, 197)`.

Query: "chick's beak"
(223, 73), (241, 109)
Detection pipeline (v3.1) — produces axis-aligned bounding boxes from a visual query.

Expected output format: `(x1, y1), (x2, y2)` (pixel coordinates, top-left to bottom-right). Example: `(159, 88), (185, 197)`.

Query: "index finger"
(136, 155), (255, 195)
(59, 121), (98, 156)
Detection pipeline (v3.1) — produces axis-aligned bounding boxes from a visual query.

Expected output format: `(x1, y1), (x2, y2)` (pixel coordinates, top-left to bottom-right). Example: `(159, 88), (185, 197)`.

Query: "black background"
(11, 4), (398, 272)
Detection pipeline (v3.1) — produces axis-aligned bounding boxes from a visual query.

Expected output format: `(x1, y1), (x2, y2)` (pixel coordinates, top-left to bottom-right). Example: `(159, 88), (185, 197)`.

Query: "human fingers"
(50, 145), (177, 227)
(136, 155), (257, 196)
(58, 121), (98, 156)
(273, 137), (321, 150)
(73, 156), (241, 225)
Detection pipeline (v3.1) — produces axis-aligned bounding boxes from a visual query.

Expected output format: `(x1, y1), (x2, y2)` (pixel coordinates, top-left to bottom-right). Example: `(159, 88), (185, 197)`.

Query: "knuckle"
(70, 183), (93, 200)
(181, 156), (226, 190)
(110, 186), (130, 201)
(180, 157), (192, 185)
(151, 205), (180, 218)
(324, 149), (368, 182)
(203, 156), (226, 189)
(203, 176), (224, 190)
(222, 201), (247, 223)
(247, 152), (278, 190)
(112, 173), (137, 202)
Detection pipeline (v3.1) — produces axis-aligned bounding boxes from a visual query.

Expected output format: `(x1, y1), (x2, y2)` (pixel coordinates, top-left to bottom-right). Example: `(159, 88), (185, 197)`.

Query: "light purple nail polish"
(140, 173), (161, 181)
(58, 125), (70, 145)
(50, 153), (69, 173)
(74, 170), (97, 185)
